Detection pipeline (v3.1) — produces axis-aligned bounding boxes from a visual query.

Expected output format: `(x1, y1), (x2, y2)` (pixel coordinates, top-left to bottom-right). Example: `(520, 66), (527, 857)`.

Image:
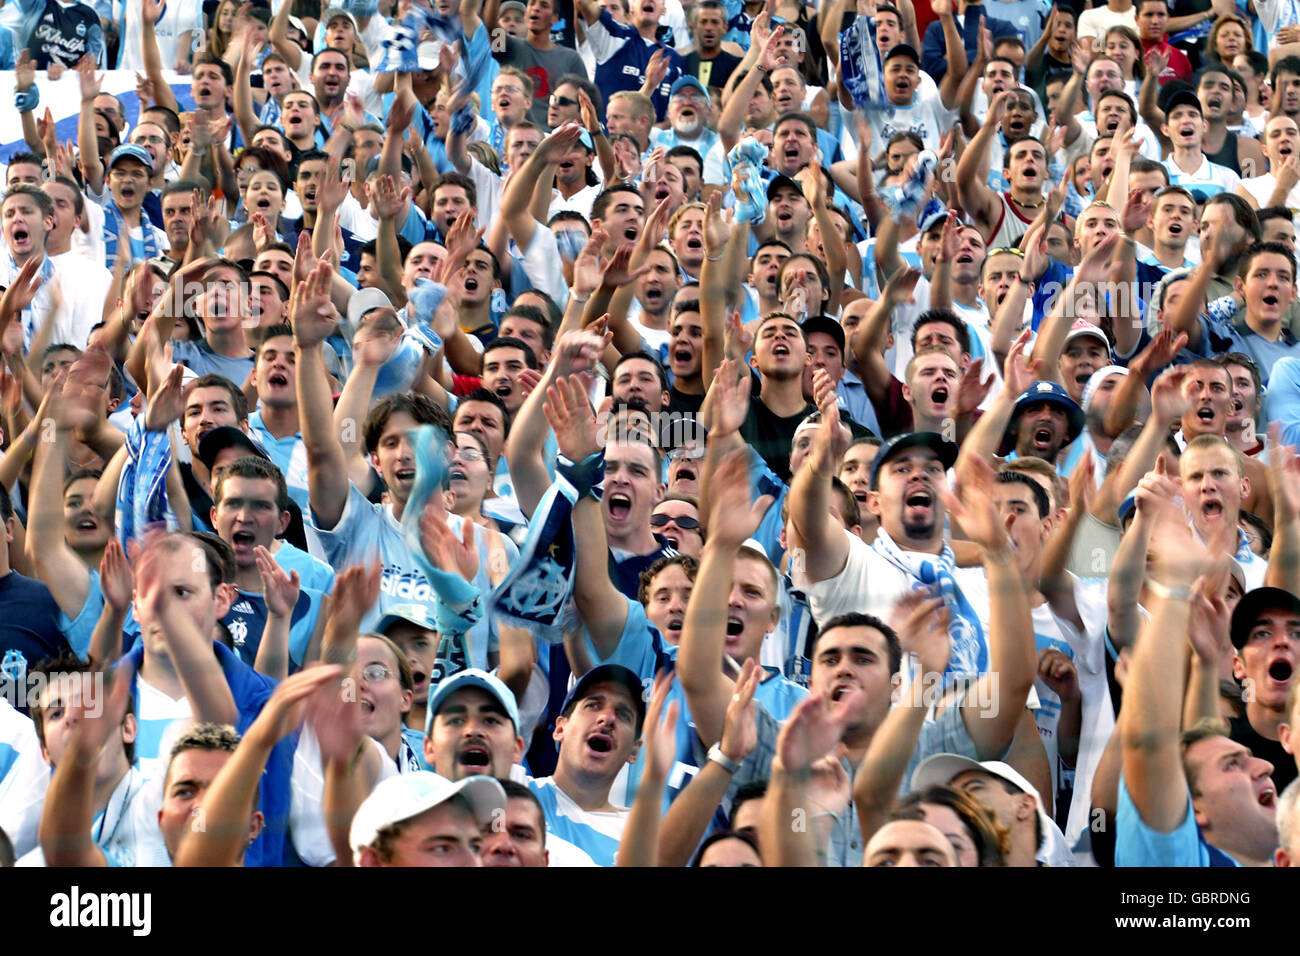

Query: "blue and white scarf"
(871, 528), (989, 681)
(116, 416), (180, 550)
(840, 16), (886, 111)
(487, 473), (581, 644)
(400, 423), (485, 639)
(378, 7), (466, 73)
(102, 198), (160, 272)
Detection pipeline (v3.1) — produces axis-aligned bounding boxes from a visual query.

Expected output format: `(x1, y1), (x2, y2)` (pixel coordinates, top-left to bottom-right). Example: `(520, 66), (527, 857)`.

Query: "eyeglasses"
(987, 247), (1026, 258)
(549, 95), (578, 108)
(650, 513), (701, 530)
(456, 446), (485, 462)
(495, 85), (525, 97)
(360, 663), (392, 682)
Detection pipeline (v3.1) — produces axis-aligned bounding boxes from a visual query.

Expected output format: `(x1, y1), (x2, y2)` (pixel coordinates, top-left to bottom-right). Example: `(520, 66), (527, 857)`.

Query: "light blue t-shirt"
(170, 339), (255, 384)
(247, 410), (311, 512)
(309, 485), (519, 669)
(1115, 773), (1241, 867)
(273, 540), (335, 594)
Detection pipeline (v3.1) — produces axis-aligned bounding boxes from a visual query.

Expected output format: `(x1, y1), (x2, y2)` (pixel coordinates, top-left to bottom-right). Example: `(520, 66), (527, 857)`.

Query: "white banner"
(0, 69), (196, 167)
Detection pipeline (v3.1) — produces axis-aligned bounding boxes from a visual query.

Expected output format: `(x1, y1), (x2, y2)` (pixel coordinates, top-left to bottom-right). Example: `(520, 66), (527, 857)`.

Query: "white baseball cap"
(347, 286), (395, 325)
(910, 754), (1074, 865)
(349, 771), (506, 864)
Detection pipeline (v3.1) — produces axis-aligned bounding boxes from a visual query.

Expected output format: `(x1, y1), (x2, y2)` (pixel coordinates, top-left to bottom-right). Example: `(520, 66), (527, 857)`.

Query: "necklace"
(1013, 195), (1045, 210)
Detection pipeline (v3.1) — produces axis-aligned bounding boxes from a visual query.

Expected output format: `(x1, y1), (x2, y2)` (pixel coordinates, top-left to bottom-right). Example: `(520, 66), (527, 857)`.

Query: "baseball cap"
(669, 75), (710, 104)
(107, 143), (154, 174)
(1162, 86), (1202, 118)
(322, 6), (358, 29)
(910, 755), (1071, 864)
(347, 286), (395, 325)
(920, 206), (949, 235)
(1229, 586), (1300, 649)
(349, 772), (506, 864)
(376, 603), (435, 635)
(425, 668), (522, 734)
(1009, 381), (1085, 444)
(1065, 318), (1111, 352)
(559, 664), (647, 734)
(766, 173), (805, 202)
(868, 431), (958, 490)
(197, 426), (272, 471)
(499, 0), (526, 12)
(801, 315), (846, 355)
(885, 43), (920, 65)
(1117, 491), (1138, 527)
(417, 40), (441, 72)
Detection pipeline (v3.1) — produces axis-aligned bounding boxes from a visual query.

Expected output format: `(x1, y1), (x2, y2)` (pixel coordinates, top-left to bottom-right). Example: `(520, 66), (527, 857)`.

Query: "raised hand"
(721, 659), (761, 763)
(641, 670), (680, 782)
(443, 209), (485, 266)
(61, 347), (114, 433)
(255, 546), (301, 618)
(723, 308), (754, 360)
(578, 90), (602, 136)
(324, 559), (383, 654)
(290, 260), (338, 347)
(599, 243), (652, 289)
(1120, 187), (1153, 235)
(76, 59), (102, 103)
(943, 455), (1012, 556)
(99, 537), (135, 615)
(759, 24), (789, 72)
(418, 504), (479, 582)
(882, 265), (922, 305)
(774, 686), (862, 774)
(1070, 40), (1091, 77)
(144, 362), (185, 432)
(1149, 364), (1192, 424)
(1076, 231), (1120, 285)
(543, 374), (601, 461)
(644, 49), (670, 92)
(387, 89), (416, 135)
(705, 448), (772, 547)
(553, 326), (611, 379)
(703, 190), (729, 260)
(0, 256), (43, 325)
(251, 664), (348, 744)
(1267, 426), (1300, 525)
(371, 175), (410, 221)
(1144, 45), (1169, 79)
(16, 50), (35, 91)
(316, 155), (351, 213)
(889, 590), (951, 681)
(956, 357), (992, 416)
(709, 357), (752, 438)
(535, 123), (585, 166)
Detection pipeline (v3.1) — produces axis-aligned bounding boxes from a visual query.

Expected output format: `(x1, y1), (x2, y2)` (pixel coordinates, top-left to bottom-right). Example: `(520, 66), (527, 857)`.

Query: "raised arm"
(39, 664), (133, 867)
(1028, 233), (1120, 381)
(268, 0), (304, 72)
(948, 457), (1038, 757)
(956, 91), (1009, 238)
(76, 63), (106, 196)
(789, 370), (853, 584)
(616, 673), (678, 867)
(1120, 497), (1212, 833)
(852, 266), (920, 406)
(502, 124), (584, 255)
(1265, 433), (1300, 594)
(141, 0), (179, 113)
(935, 3), (969, 111)
(233, 33), (261, 147)
(677, 446), (771, 748)
(174, 667), (343, 866)
(293, 261), (350, 530)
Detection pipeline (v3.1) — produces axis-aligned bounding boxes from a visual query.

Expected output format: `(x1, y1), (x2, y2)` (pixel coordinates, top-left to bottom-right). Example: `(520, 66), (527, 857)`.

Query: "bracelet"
(756, 63), (771, 74)
(1015, 273), (1035, 285)
(1146, 578), (1192, 601)
(705, 250), (725, 262)
(570, 290), (590, 303)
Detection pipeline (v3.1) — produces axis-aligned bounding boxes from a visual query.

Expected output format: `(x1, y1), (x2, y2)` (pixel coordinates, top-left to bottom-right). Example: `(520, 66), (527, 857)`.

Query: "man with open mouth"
(488, 0), (589, 129)
(1227, 586), (1300, 789)
(961, 94), (1053, 250)
(578, 0), (686, 123)
(1236, 114), (1300, 222)
(651, 76), (720, 161)
(1193, 65), (1268, 182)
(1002, 381), (1085, 473)
(1155, 87), (1243, 205)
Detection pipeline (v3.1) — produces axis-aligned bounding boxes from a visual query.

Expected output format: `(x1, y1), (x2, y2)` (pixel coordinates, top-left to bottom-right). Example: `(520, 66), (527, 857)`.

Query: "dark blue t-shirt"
(26, 0), (104, 69)
(0, 570), (74, 714)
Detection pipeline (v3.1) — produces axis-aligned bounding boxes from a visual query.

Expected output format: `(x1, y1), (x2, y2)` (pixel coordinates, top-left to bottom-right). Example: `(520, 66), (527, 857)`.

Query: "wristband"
(705, 250), (725, 261)
(1146, 578), (1192, 602)
(707, 743), (741, 774)
(15, 85), (39, 114)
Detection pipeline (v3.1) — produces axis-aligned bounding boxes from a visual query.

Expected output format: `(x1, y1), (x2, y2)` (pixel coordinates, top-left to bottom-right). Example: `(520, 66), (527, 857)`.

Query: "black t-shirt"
(667, 386), (704, 420)
(1229, 715), (1297, 793)
(26, 0), (102, 69)
(685, 50), (742, 93)
(739, 391), (815, 485)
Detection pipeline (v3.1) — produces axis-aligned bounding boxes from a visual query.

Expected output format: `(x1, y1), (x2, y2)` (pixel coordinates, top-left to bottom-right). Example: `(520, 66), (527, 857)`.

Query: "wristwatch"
(707, 743), (741, 774)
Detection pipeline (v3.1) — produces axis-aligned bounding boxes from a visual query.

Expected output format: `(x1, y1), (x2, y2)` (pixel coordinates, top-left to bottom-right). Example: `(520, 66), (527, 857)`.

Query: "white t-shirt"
(115, 0), (202, 71)
(49, 250), (114, 349)
(1240, 172), (1300, 218)
(1076, 4), (1138, 43)
(0, 698), (49, 859)
(865, 89), (959, 154)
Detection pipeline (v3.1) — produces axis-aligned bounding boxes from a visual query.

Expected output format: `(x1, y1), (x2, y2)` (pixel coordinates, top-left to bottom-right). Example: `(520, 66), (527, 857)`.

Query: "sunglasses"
(650, 513), (701, 530)
(987, 247), (1026, 258)
(550, 95), (578, 108)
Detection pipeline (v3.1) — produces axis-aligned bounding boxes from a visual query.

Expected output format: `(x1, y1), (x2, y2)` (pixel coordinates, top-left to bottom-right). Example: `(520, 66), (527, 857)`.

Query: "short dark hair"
(431, 171), (478, 210)
(911, 309), (971, 354)
(997, 470), (1050, 518)
(213, 455), (290, 514)
(454, 387), (511, 434)
(362, 393), (452, 455)
(690, 829), (761, 866)
(591, 183), (642, 222)
(185, 373), (250, 422)
(1257, 205), (1295, 228)
(292, 150), (330, 180)
(1131, 158), (1170, 183)
(249, 271), (291, 302)
(1239, 240), (1296, 280)
(1203, 192), (1261, 244)
(773, 110), (818, 143)
(31, 654), (136, 765)
(311, 46), (352, 72)
(501, 304), (554, 352)
(553, 72), (603, 114)
(192, 51), (234, 86)
(812, 612), (903, 676)
(498, 779), (547, 844)
(665, 144), (703, 176)
(613, 350), (669, 393)
(45, 175), (85, 217)
(482, 336), (539, 371)
(3, 182), (53, 220)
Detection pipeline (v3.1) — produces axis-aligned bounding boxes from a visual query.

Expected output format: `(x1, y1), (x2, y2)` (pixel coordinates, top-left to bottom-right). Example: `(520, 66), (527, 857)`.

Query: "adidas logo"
(231, 600), (255, 614)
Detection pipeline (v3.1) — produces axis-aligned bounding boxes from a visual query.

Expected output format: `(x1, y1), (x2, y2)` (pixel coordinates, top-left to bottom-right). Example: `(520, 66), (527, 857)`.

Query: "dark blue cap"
(559, 664), (647, 734)
(1009, 380), (1085, 445)
(868, 431), (958, 490)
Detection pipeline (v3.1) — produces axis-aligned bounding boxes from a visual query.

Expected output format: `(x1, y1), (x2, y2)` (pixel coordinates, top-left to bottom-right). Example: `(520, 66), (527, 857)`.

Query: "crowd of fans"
(0, 0), (1299, 869)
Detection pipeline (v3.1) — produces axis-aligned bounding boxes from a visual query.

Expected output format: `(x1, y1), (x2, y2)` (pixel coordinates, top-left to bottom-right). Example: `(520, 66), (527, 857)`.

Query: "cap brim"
(1231, 586), (1300, 648)
(909, 753), (986, 793)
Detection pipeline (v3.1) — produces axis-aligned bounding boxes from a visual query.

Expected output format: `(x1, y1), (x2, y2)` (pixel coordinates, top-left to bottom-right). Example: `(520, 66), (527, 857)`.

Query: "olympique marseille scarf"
(840, 16), (885, 111)
(103, 198), (159, 271)
(871, 528), (989, 681)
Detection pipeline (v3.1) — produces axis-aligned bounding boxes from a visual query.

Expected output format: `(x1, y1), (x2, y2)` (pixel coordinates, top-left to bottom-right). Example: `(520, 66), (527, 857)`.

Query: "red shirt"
(1141, 38), (1194, 85)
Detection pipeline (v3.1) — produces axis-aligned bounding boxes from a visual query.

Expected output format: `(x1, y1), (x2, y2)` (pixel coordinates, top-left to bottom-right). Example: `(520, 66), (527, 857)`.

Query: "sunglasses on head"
(988, 246), (1026, 258)
(650, 513), (701, 530)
